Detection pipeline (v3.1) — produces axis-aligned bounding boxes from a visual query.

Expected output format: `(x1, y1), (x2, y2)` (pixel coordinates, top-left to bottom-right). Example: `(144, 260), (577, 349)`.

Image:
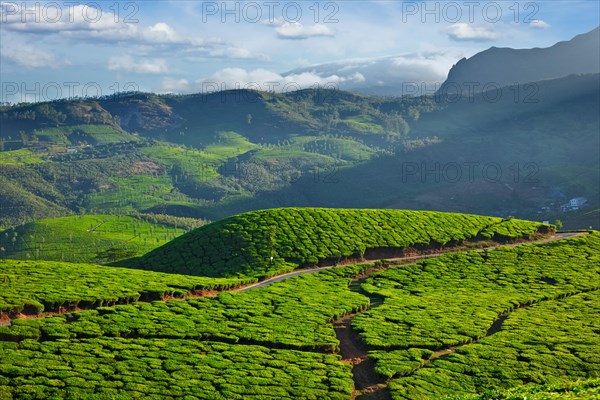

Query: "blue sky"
(1, 0), (598, 102)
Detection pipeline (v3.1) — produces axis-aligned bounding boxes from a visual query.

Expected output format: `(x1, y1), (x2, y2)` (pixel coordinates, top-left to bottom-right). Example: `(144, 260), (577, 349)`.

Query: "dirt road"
(234, 232), (584, 292)
(0, 232), (584, 328)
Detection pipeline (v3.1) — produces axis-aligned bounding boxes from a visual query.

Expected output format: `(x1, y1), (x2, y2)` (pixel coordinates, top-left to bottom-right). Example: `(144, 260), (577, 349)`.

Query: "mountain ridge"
(439, 26), (600, 94)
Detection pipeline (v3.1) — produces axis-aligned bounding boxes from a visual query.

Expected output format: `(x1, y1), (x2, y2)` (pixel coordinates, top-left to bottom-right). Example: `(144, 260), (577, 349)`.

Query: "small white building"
(66, 148), (78, 154)
(562, 197), (587, 211)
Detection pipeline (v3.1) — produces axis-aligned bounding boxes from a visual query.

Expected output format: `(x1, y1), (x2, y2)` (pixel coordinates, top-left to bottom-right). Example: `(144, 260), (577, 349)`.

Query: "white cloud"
(208, 47), (263, 59)
(0, 3), (134, 35)
(0, 38), (66, 68)
(275, 22), (334, 40)
(444, 23), (500, 42)
(108, 55), (168, 74)
(141, 22), (180, 43)
(155, 50), (460, 96)
(529, 20), (550, 29)
(0, 3), (259, 60)
(156, 68), (364, 94)
(282, 51), (459, 95)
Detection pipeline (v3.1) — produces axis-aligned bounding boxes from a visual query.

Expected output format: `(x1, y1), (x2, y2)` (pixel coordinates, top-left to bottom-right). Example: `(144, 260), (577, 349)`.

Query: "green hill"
(1, 232), (596, 399)
(1, 75), (598, 229)
(0, 215), (203, 263)
(0, 259), (253, 319)
(116, 208), (550, 278)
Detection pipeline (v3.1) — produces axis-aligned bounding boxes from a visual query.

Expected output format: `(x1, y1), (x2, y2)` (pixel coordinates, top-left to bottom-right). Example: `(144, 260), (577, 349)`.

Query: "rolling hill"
(0, 214), (205, 263)
(116, 208), (549, 278)
(0, 259), (253, 319)
(0, 218), (596, 399)
(0, 75), (597, 229)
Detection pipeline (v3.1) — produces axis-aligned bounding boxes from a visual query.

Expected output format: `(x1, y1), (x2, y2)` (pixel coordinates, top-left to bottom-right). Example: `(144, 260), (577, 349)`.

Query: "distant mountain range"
(0, 28), (598, 229)
(439, 27), (600, 94)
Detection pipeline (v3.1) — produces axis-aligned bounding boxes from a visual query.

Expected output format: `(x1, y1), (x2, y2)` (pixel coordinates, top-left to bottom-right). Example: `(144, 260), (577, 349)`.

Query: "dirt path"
(333, 278), (391, 399)
(230, 265), (335, 292)
(0, 232), (584, 328)
(335, 315), (389, 399)
(328, 232), (585, 399)
(86, 219), (109, 233)
(236, 232), (583, 292)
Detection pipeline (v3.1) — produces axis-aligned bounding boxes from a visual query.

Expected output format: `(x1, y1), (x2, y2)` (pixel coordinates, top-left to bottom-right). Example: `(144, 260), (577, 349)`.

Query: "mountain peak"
(439, 26), (600, 94)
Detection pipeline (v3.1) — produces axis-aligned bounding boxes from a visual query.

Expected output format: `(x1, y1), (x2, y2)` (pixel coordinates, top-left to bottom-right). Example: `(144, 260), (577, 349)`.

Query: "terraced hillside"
(2, 75), (598, 229)
(0, 214), (205, 263)
(0, 231), (597, 399)
(117, 208), (550, 278)
(0, 260), (253, 320)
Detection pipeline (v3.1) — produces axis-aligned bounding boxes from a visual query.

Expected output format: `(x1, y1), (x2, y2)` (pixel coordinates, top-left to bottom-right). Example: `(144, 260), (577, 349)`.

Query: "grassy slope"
(116, 208), (548, 279)
(0, 215), (189, 263)
(0, 235), (597, 399)
(0, 76), (597, 229)
(0, 263), (370, 350)
(355, 232), (600, 399)
(0, 176), (70, 228)
(0, 260), (254, 318)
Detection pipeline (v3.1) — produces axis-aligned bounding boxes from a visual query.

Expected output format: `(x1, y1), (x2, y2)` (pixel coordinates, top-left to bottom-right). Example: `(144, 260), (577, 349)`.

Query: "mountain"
(439, 26), (600, 94)
(0, 89), (427, 227)
(254, 74), (599, 228)
(1, 28), (599, 229)
(0, 74), (598, 229)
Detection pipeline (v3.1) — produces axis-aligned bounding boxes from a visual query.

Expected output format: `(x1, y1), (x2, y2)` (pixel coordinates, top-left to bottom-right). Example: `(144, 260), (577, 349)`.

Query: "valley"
(1, 73), (598, 229)
(1, 17), (598, 400)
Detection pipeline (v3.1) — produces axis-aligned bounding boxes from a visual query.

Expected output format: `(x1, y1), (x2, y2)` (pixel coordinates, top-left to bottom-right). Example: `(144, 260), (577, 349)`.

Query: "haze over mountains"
(285, 27), (600, 97)
(283, 52), (454, 96)
(0, 28), (598, 230)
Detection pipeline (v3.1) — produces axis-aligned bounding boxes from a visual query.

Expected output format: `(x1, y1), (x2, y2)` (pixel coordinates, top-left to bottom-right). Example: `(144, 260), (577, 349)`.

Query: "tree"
(554, 219), (563, 230)
(19, 130), (28, 146)
(95, 247), (137, 263)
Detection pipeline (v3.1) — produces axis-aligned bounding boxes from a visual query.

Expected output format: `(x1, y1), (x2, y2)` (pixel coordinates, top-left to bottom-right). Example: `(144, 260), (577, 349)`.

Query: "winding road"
(233, 232), (583, 292)
(0, 232), (585, 328)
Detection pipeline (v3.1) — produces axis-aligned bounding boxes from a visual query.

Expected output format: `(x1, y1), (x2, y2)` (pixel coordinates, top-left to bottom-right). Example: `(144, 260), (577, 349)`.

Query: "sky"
(1, 0), (599, 102)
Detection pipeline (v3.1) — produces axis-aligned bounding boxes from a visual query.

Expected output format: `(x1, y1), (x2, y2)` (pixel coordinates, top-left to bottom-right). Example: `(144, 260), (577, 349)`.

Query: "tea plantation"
(0, 339), (353, 400)
(0, 209), (596, 399)
(354, 232), (600, 398)
(116, 208), (548, 278)
(0, 263), (371, 352)
(0, 260), (254, 319)
(0, 214), (205, 264)
(456, 378), (600, 399)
